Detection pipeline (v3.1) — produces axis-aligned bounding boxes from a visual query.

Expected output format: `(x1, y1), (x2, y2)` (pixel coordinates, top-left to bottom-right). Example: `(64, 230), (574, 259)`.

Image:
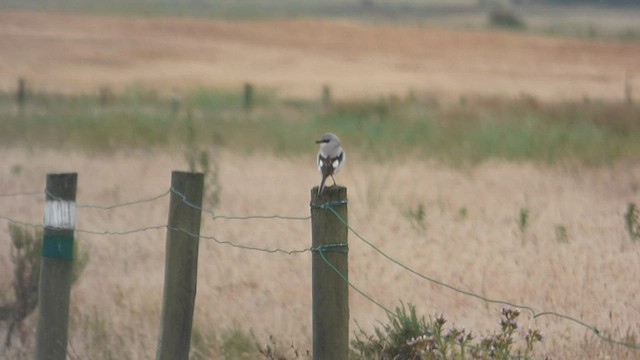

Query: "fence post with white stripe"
(311, 185), (349, 360)
(156, 171), (204, 360)
(35, 173), (78, 360)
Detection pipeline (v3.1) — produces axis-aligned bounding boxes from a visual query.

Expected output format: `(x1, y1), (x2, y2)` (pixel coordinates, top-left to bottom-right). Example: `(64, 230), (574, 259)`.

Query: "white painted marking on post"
(44, 200), (76, 229)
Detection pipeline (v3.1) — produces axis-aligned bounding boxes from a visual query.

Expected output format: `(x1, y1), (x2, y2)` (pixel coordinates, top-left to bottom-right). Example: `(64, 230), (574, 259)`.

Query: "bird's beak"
(315, 139), (323, 144)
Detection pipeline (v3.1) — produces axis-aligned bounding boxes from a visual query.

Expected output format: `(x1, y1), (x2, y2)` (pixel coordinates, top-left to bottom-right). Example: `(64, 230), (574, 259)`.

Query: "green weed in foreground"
(402, 202), (427, 232)
(518, 208), (529, 236)
(625, 203), (640, 242)
(220, 325), (259, 359)
(554, 224), (569, 244)
(351, 303), (544, 360)
(1, 88), (640, 166)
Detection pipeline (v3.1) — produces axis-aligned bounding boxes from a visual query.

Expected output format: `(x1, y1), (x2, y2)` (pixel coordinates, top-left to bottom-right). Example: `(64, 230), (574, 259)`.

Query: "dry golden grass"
(1, 148), (640, 358)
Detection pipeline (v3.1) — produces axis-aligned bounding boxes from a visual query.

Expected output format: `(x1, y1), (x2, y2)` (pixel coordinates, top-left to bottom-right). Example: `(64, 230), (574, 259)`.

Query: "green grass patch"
(2, 87), (640, 166)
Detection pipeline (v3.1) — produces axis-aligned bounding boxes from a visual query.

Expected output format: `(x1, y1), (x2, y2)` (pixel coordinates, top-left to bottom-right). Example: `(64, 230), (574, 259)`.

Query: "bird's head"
(315, 132), (340, 145)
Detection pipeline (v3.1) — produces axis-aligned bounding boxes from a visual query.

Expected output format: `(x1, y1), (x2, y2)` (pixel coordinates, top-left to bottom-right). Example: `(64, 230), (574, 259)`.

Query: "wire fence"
(1, 187), (639, 353)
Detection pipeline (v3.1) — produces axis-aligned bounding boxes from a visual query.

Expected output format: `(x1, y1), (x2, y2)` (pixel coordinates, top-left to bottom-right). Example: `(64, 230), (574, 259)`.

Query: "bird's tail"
(318, 175), (328, 195)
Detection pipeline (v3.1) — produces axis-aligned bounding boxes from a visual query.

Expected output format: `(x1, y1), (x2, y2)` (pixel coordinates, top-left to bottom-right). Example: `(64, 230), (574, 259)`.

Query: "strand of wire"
(0, 190), (42, 198)
(148, 185), (311, 252)
(74, 225), (167, 236)
(168, 226), (312, 255)
(45, 189), (170, 210)
(170, 187), (311, 221)
(0, 214), (312, 254)
(322, 205), (640, 351)
(2, 188), (306, 221)
(317, 245), (394, 316)
(316, 246), (515, 360)
(0, 215), (167, 236)
(76, 190), (169, 209)
(0, 189), (170, 213)
(324, 207), (536, 312)
(0, 215), (36, 228)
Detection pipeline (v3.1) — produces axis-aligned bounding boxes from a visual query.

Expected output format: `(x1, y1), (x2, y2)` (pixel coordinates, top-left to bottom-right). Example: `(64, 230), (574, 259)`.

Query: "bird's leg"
(330, 174), (336, 186)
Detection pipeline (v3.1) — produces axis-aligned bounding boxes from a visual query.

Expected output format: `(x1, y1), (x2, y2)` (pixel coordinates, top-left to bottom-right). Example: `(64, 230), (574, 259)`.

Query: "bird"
(316, 132), (345, 195)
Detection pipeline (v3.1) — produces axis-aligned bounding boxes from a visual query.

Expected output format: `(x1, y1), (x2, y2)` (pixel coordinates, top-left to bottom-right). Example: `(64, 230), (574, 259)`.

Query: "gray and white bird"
(316, 132), (345, 195)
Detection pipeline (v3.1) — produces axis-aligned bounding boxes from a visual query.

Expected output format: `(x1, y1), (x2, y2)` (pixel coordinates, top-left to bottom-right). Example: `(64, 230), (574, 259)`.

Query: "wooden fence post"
(35, 173), (78, 360)
(625, 72), (633, 104)
(243, 82), (253, 111)
(310, 186), (349, 360)
(156, 171), (204, 360)
(322, 84), (332, 109)
(17, 77), (26, 112)
(170, 89), (181, 116)
(99, 86), (113, 107)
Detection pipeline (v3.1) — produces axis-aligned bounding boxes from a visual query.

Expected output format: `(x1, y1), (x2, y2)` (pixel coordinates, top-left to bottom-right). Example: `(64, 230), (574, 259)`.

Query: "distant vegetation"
(1, 86), (639, 166)
(2, 0), (640, 42)
(537, 0), (638, 4)
(488, 8), (526, 29)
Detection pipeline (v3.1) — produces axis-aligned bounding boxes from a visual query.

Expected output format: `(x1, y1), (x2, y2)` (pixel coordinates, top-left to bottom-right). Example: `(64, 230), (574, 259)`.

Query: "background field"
(2, 148), (640, 359)
(1, 2), (640, 359)
(1, 6), (640, 102)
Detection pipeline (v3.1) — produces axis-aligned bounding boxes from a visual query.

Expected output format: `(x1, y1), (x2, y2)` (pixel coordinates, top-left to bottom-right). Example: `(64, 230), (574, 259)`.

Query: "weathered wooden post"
(156, 171), (204, 360)
(625, 71), (633, 104)
(243, 82), (253, 111)
(16, 77), (26, 113)
(310, 185), (349, 360)
(322, 84), (332, 109)
(170, 89), (181, 116)
(35, 173), (78, 360)
(99, 86), (113, 107)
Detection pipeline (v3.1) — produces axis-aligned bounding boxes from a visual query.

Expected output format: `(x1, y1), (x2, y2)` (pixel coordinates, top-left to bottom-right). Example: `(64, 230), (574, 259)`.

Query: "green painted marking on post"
(42, 235), (74, 260)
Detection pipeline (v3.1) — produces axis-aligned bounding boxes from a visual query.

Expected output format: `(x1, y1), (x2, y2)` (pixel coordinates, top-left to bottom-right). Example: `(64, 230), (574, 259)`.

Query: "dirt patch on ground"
(1, 10), (639, 101)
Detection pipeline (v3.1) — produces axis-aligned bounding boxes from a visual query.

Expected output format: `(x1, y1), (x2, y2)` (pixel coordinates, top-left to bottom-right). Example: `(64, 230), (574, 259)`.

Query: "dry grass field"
(1, 10), (640, 102)
(1, 9), (640, 359)
(1, 149), (640, 358)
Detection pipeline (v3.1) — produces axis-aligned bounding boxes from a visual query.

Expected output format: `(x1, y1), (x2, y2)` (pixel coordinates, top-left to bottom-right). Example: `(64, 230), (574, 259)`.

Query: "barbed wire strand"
(322, 204), (640, 351)
(170, 187), (311, 221)
(2, 187), (309, 220)
(168, 225), (312, 255)
(0, 215), (168, 236)
(76, 190), (170, 210)
(74, 225), (167, 236)
(44, 189), (170, 210)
